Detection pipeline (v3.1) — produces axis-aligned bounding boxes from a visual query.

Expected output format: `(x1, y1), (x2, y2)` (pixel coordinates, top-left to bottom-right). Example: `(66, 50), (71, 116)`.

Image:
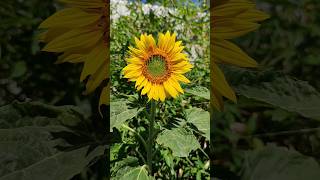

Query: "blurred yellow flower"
(38, 0), (109, 114)
(212, 0), (269, 110)
(123, 32), (192, 101)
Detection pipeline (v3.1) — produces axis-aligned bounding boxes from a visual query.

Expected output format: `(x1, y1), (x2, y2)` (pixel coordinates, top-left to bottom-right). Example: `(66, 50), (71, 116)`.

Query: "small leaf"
(185, 108), (210, 140)
(156, 128), (200, 157)
(185, 86), (210, 100)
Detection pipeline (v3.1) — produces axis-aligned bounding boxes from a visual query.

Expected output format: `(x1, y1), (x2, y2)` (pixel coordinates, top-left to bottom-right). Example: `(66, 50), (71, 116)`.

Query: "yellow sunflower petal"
(84, 61), (108, 94)
(126, 57), (144, 64)
(141, 81), (152, 95)
(158, 85), (166, 102)
(213, 38), (257, 67)
(124, 70), (142, 79)
(122, 64), (142, 72)
(169, 77), (184, 94)
(98, 84), (110, 117)
(211, 63), (236, 102)
(59, 0), (105, 8)
(135, 76), (145, 88)
(80, 41), (107, 81)
(174, 74), (190, 84)
(43, 27), (102, 52)
(153, 85), (160, 101)
(211, 88), (224, 111)
(56, 53), (85, 64)
(39, 8), (100, 29)
(163, 80), (178, 98)
(137, 78), (148, 91)
(213, 18), (260, 39)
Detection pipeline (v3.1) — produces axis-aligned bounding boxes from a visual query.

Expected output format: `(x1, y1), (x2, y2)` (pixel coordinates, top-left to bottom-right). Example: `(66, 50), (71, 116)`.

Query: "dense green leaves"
(156, 128), (200, 157)
(0, 146), (104, 180)
(241, 145), (320, 180)
(0, 102), (105, 180)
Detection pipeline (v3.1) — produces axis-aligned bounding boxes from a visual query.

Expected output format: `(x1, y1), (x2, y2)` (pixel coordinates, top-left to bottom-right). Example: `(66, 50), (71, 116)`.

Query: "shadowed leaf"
(241, 145), (320, 180)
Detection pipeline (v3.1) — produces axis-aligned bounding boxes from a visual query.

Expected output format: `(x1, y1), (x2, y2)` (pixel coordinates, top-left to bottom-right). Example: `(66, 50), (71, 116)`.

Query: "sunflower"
(38, 0), (109, 114)
(212, 0), (269, 110)
(122, 31), (193, 101)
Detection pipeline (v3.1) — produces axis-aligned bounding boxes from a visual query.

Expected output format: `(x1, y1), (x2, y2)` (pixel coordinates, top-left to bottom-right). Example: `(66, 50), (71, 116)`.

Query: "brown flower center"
(142, 53), (171, 84)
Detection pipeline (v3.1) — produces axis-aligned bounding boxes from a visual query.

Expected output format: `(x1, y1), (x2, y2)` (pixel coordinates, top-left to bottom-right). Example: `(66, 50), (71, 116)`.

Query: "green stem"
(147, 100), (156, 174)
(121, 124), (148, 152)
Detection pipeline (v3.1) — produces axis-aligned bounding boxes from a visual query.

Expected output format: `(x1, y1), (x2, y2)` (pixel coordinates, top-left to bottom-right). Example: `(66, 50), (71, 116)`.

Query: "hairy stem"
(147, 100), (156, 174)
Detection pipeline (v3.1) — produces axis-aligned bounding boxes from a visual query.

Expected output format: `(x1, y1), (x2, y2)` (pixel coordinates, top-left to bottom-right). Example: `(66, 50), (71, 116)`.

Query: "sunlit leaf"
(110, 100), (142, 131)
(156, 128), (200, 157)
(185, 86), (210, 100)
(118, 165), (153, 180)
(185, 107), (210, 140)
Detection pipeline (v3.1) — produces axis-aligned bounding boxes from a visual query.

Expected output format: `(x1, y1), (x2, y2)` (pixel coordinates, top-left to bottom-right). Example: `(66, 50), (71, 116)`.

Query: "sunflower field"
(1, 0), (320, 180)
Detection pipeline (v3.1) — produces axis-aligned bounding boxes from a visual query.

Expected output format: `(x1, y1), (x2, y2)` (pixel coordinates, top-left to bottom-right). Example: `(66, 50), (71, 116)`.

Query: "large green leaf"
(0, 101), (105, 180)
(118, 165), (153, 180)
(0, 101), (83, 128)
(241, 145), (320, 180)
(185, 86), (210, 100)
(0, 145), (105, 180)
(185, 108), (210, 140)
(111, 156), (139, 178)
(110, 100), (141, 131)
(226, 68), (320, 120)
(156, 128), (200, 157)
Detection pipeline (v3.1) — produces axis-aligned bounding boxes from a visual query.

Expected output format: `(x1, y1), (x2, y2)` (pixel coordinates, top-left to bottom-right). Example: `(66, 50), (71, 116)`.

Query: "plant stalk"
(147, 100), (156, 174)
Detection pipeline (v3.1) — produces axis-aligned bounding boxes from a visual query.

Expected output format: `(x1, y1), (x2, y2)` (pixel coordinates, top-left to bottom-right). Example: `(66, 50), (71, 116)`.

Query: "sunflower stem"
(122, 124), (148, 153)
(147, 100), (156, 174)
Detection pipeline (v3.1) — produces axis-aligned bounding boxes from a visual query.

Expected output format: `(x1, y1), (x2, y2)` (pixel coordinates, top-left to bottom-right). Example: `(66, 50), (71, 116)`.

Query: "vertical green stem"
(147, 100), (156, 174)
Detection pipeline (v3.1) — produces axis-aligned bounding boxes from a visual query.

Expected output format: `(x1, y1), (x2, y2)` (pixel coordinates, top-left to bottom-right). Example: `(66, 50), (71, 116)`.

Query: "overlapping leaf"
(0, 102), (105, 180)
(185, 108), (210, 140)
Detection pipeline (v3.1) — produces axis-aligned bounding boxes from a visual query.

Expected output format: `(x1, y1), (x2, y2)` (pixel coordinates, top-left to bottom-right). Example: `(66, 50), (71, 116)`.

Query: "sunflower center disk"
(146, 55), (167, 77)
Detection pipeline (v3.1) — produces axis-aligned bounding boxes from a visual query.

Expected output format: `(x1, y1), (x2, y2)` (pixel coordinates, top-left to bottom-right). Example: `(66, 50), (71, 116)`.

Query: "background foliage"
(0, 0), (211, 179)
(0, 0), (108, 179)
(1, 0), (320, 179)
(213, 0), (320, 179)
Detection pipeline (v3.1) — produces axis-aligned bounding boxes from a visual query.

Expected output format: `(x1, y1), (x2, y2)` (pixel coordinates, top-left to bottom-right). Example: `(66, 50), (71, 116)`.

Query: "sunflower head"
(123, 31), (192, 101)
(38, 0), (110, 116)
(211, 0), (269, 110)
